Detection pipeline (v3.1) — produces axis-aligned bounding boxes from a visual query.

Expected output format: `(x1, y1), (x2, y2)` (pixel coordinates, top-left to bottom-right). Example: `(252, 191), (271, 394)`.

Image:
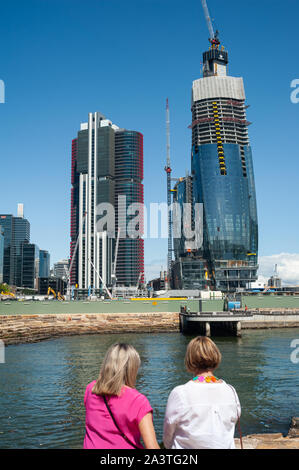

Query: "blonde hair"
(92, 343), (141, 396)
(185, 336), (222, 374)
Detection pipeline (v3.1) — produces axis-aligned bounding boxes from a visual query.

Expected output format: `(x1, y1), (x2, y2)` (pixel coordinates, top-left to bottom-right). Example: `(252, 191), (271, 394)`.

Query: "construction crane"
(201, 0), (220, 47)
(135, 271), (143, 294)
(88, 257), (113, 300)
(164, 98), (172, 289)
(65, 211), (88, 300)
(111, 227), (121, 289)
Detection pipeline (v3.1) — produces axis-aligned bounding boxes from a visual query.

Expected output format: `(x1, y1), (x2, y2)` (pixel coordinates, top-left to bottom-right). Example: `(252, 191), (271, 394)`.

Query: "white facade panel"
(192, 76), (245, 104)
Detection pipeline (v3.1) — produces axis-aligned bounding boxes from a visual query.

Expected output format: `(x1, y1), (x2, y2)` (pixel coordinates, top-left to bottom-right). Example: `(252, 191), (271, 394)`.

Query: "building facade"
(0, 212), (30, 286)
(53, 259), (69, 280)
(114, 130), (144, 286)
(39, 250), (50, 278)
(70, 112), (144, 291)
(21, 243), (40, 289)
(172, 42), (258, 292)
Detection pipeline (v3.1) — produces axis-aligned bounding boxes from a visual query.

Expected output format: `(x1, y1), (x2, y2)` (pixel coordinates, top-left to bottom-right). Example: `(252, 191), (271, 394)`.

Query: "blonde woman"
(83, 343), (160, 449)
(163, 336), (241, 449)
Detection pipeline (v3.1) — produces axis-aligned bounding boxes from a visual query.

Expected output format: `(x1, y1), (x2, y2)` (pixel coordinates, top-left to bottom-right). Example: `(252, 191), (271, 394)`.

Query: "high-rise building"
(39, 250), (50, 278)
(172, 40), (258, 292)
(53, 259), (69, 280)
(21, 242), (40, 289)
(0, 206), (50, 289)
(70, 112), (144, 290)
(0, 226), (4, 283)
(0, 210), (30, 286)
(114, 129), (144, 286)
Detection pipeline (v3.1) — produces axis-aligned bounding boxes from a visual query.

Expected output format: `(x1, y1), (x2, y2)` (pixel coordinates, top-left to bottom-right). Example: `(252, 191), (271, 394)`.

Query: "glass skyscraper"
(114, 130), (144, 286)
(70, 113), (144, 290)
(173, 41), (258, 292)
(0, 207), (49, 289)
(21, 243), (40, 289)
(0, 213), (30, 286)
(39, 250), (50, 278)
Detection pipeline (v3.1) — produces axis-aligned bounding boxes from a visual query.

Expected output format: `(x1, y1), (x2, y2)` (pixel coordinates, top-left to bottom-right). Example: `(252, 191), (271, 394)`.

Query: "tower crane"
(65, 211), (87, 300)
(111, 227), (121, 290)
(200, 0), (220, 47)
(164, 98), (172, 289)
(88, 257), (113, 300)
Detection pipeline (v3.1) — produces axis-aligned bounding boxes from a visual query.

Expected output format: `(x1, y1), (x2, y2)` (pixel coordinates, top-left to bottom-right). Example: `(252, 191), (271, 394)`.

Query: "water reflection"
(0, 329), (298, 448)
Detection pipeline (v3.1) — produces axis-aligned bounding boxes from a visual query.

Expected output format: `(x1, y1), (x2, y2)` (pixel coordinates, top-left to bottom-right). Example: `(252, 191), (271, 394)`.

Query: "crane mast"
(200, 0), (220, 47)
(165, 98), (172, 288)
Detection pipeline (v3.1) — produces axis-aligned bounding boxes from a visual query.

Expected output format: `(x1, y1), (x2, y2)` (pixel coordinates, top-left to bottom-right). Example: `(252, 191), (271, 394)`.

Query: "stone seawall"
(0, 312), (180, 345)
(1, 310), (299, 346)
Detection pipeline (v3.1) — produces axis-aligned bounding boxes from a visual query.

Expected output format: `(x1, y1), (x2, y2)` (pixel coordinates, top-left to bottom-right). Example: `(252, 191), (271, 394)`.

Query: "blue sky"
(0, 0), (298, 283)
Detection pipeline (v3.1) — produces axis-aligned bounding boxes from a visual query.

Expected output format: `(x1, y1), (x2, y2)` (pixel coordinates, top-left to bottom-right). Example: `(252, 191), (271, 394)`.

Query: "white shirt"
(163, 380), (241, 449)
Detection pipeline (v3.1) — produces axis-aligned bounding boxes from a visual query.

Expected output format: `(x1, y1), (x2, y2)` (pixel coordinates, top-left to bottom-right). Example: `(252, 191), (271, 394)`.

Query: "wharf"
(179, 309), (253, 336)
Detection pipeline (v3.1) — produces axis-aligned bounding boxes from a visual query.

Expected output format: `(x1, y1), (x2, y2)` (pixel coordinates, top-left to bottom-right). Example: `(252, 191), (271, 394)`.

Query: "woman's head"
(92, 343), (141, 396)
(185, 336), (222, 374)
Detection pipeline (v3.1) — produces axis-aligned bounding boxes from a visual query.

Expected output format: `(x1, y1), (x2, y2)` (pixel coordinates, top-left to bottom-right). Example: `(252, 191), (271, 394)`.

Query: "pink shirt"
(83, 380), (153, 449)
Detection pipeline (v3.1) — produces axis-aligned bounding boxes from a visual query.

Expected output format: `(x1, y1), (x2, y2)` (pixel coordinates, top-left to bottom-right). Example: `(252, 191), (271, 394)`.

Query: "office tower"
(70, 112), (144, 290)
(172, 175), (209, 290)
(21, 243), (40, 289)
(114, 130), (144, 286)
(39, 250), (50, 278)
(173, 41), (258, 292)
(53, 259), (69, 280)
(0, 226), (4, 283)
(0, 210), (30, 286)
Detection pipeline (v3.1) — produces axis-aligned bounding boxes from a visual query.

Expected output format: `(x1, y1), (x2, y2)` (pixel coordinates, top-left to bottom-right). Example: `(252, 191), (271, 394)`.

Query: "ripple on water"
(0, 329), (299, 448)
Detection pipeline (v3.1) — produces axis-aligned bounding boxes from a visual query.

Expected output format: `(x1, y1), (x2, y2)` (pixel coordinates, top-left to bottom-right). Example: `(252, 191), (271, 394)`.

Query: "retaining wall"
(1, 310), (299, 346)
(0, 312), (180, 345)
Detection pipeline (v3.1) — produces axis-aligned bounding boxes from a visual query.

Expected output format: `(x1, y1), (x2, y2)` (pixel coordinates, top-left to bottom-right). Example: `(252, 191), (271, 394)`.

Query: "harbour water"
(0, 328), (298, 448)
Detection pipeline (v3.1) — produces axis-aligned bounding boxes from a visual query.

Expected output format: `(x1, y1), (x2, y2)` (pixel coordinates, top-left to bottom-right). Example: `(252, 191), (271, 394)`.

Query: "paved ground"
(235, 432), (299, 449)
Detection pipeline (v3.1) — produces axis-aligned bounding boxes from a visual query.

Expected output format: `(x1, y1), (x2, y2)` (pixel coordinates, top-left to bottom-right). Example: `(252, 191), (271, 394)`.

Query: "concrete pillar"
(236, 321), (242, 337)
(205, 322), (211, 337)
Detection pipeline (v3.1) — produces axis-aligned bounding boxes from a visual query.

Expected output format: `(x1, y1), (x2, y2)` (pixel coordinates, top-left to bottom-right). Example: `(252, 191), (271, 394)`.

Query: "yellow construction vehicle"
(46, 287), (65, 301)
(0, 291), (15, 298)
(57, 292), (65, 301)
(47, 287), (57, 299)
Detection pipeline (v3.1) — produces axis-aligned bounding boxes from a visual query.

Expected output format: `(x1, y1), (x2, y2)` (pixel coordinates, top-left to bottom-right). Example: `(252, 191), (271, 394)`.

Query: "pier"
(179, 307), (253, 336)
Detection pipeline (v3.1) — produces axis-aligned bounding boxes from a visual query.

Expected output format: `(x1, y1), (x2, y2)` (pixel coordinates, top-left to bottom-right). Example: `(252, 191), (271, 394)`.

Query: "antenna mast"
(165, 98), (172, 288)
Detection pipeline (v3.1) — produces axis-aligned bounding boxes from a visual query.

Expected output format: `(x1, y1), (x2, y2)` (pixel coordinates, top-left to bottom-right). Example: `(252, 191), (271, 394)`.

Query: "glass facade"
(39, 250), (50, 278)
(21, 243), (40, 289)
(71, 118), (144, 289)
(0, 214), (30, 286)
(114, 130), (144, 286)
(172, 45), (258, 292)
(192, 143), (258, 290)
(0, 215), (13, 284)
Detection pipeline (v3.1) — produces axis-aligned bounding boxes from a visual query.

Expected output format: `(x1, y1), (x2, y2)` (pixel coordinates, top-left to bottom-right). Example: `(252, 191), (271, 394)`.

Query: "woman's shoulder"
(125, 387), (152, 406)
(85, 380), (97, 393)
(125, 386), (150, 402)
(167, 382), (190, 401)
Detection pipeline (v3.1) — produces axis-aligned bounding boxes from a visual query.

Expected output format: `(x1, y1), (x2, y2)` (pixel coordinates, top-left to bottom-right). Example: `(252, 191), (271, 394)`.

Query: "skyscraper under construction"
(172, 26), (258, 291)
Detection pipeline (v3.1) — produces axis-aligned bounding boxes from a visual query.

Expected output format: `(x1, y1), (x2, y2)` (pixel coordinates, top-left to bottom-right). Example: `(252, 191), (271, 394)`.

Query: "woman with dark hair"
(84, 343), (160, 449)
(163, 336), (241, 449)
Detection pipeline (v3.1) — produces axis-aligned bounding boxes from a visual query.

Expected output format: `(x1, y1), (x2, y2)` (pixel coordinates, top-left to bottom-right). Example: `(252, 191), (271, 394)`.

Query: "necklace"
(192, 374), (219, 383)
